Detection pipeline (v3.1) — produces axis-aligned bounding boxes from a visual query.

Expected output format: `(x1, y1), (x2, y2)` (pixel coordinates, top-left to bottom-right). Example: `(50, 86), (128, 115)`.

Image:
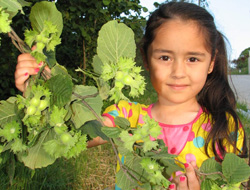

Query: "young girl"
(15, 2), (247, 190)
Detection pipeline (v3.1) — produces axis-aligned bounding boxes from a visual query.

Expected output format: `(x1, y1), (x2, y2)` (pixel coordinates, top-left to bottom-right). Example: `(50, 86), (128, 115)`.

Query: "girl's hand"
(169, 161), (200, 190)
(15, 53), (42, 92)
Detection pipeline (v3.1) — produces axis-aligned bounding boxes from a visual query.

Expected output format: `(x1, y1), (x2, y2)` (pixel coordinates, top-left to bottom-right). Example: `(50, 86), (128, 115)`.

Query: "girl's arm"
(87, 116), (114, 148)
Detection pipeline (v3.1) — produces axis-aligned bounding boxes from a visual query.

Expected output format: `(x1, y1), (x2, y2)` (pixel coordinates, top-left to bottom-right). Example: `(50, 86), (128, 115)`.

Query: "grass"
(230, 67), (249, 75)
(0, 144), (116, 190)
(237, 101), (250, 137)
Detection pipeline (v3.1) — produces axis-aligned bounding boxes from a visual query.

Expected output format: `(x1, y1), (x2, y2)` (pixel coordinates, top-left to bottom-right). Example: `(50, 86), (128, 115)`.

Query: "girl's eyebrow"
(153, 49), (173, 53)
(153, 49), (206, 57)
(187, 52), (206, 57)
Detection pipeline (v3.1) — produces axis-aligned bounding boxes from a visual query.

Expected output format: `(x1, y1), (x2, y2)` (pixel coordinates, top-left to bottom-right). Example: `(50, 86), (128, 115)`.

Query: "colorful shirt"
(102, 100), (245, 189)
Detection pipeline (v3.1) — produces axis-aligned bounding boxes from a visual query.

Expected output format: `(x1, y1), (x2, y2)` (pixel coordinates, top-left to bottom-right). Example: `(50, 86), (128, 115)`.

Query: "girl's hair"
(141, 2), (247, 161)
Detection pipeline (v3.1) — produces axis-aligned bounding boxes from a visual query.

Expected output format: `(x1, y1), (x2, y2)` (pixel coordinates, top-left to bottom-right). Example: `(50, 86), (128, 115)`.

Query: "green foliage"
(199, 153), (250, 189)
(0, 0), (31, 99)
(233, 47), (250, 71)
(155, 0), (209, 8)
(0, 7), (11, 35)
(53, 0), (147, 85)
(102, 116), (178, 189)
(0, 1), (94, 170)
(0, 0), (147, 100)
(24, 1), (63, 63)
(100, 57), (146, 102)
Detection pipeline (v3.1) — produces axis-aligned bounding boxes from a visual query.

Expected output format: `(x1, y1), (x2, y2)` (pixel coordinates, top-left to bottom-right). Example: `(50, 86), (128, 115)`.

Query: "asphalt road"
(229, 75), (250, 109)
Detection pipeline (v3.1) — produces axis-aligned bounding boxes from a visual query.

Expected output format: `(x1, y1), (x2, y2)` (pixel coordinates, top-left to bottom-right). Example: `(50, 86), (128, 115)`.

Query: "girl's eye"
(188, 57), (198, 62)
(160, 56), (171, 61)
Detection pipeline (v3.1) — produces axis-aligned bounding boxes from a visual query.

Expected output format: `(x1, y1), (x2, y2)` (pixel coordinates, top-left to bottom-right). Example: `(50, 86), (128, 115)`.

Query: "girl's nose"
(171, 59), (186, 79)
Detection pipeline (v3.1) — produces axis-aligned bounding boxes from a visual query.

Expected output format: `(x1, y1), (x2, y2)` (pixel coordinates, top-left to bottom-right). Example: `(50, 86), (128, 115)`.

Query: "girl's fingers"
(184, 162), (200, 190)
(15, 74), (29, 92)
(17, 53), (36, 67)
(177, 175), (188, 190)
(168, 183), (176, 190)
(15, 67), (40, 80)
(15, 67), (40, 92)
(170, 161), (200, 190)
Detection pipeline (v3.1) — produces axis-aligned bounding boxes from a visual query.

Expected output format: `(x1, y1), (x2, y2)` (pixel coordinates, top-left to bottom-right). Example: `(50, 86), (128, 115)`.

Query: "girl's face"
(146, 19), (214, 106)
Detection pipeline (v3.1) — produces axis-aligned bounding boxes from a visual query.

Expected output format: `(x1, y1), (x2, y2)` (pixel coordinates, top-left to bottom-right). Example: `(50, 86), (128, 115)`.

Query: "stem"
(73, 92), (142, 184)
(110, 138), (138, 182)
(174, 158), (227, 181)
(72, 92), (99, 101)
(82, 39), (86, 85)
(8, 27), (30, 53)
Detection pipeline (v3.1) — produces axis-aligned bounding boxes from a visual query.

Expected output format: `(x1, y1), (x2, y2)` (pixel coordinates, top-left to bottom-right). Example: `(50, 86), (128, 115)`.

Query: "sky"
(139, 0), (250, 61)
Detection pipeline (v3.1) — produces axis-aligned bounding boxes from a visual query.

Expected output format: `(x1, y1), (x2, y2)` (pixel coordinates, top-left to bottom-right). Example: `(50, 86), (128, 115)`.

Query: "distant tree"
(233, 47), (250, 70)
(0, 0), (148, 99)
(154, 0), (209, 8)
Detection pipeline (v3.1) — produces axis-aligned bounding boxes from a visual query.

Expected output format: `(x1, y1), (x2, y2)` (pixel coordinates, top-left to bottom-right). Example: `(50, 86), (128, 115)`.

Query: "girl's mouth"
(168, 84), (188, 90)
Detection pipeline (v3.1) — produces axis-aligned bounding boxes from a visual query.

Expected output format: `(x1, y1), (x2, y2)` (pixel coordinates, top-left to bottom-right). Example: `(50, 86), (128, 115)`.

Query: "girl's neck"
(151, 99), (201, 125)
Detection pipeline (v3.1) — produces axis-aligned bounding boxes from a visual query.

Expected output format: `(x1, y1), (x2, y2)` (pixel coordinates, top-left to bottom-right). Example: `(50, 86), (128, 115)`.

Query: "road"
(229, 75), (250, 109)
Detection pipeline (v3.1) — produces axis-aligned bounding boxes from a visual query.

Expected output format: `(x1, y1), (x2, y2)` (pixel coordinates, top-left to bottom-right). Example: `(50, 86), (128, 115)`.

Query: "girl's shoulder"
(102, 100), (151, 127)
(103, 100), (150, 113)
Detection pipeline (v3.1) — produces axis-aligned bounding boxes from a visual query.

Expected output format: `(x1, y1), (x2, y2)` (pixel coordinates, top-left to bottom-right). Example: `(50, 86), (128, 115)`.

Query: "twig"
(174, 158), (227, 181)
(110, 138), (138, 182)
(73, 92), (142, 183)
(72, 92), (99, 101)
(8, 27), (30, 53)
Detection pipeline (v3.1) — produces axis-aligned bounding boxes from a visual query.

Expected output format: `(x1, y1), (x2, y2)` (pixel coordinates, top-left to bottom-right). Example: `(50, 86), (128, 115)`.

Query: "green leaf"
(7, 152), (15, 186)
(70, 86), (103, 128)
(161, 158), (183, 178)
(92, 55), (103, 74)
(150, 149), (176, 160)
(0, 0), (24, 18)
(142, 7), (148, 13)
(80, 120), (109, 141)
(46, 74), (73, 108)
(44, 51), (57, 68)
(201, 179), (220, 190)
(222, 153), (250, 184)
(113, 138), (134, 157)
(114, 117), (131, 130)
(138, 183), (151, 190)
(101, 126), (121, 138)
(200, 158), (222, 180)
(97, 20), (136, 64)
(51, 63), (69, 76)
(17, 0), (31, 7)
(29, 1), (63, 36)
(0, 98), (17, 125)
(116, 169), (139, 189)
(19, 129), (56, 169)
(115, 153), (145, 189)
(103, 0), (111, 6)
(95, 78), (110, 100)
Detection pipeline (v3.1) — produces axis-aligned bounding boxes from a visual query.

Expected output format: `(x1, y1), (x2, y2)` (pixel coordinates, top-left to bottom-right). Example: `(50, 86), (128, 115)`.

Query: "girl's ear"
(208, 60), (215, 74)
(140, 48), (149, 71)
(208, 52), (217, 74)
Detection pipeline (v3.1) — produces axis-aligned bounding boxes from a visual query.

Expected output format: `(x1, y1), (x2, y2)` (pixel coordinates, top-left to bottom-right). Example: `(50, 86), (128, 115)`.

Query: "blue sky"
(140, 0), (250, 60)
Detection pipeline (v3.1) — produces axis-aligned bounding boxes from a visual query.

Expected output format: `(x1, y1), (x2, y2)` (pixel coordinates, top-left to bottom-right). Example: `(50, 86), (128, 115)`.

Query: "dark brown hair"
(141, 2), (247, 161)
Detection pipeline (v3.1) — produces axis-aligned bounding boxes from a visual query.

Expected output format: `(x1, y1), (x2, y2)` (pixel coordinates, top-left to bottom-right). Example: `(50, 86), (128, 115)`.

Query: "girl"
(15, 2), (247, 190)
